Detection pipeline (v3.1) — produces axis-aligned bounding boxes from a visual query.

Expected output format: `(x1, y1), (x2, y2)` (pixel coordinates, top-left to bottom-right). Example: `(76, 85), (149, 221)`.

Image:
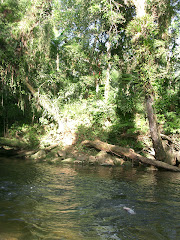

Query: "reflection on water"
(0, 158), (180, 240)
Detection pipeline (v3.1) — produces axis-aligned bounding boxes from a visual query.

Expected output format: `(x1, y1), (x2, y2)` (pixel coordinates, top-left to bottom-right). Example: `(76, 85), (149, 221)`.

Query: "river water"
(0, 158), (179, 240)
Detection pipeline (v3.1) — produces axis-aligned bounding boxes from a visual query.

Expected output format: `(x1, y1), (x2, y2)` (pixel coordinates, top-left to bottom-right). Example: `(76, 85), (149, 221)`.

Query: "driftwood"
(82, 139), (180, 172)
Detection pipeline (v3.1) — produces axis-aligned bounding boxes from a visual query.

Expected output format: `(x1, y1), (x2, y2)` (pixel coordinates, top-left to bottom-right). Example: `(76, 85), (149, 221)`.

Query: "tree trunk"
(56, 52), (59, 71)
(82, 139), (180, 172)
(96, 78), (99, 94)
(131, 0), (170, 163)
(25, 77), (63, 131)
(145, 94), (167, 161)
(104, 41), (111, 102)
(132, 0), (146, 17)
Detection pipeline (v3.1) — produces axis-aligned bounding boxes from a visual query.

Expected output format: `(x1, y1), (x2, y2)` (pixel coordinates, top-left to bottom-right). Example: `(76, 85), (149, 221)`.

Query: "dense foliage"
(0, 0), (179, 153)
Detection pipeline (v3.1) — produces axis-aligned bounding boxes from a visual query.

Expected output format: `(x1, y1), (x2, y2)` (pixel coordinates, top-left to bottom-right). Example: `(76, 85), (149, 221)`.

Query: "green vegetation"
(0, 0), (179, 162)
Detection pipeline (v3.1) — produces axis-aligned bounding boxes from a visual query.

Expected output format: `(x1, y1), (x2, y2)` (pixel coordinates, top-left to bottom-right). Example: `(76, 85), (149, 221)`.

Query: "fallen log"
(0, 137), (28, 149)
(82, 139), (180, 172)
(44, 143), (59, 152)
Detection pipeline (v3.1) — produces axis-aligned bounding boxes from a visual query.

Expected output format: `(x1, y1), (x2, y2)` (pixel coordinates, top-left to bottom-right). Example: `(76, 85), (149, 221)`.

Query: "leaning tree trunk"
(145, 93), (167, 162)
(25, 77), (64, 131)
(131, 0), (170, 163)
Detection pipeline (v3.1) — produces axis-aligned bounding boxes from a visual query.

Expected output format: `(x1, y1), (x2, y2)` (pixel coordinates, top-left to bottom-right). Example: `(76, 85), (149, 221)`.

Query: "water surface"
(0, 158), (179, 239)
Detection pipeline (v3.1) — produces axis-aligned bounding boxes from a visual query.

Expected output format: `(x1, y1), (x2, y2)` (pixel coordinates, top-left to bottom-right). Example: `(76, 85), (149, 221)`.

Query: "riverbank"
(0, 99), (180, 171)
(1, 131), (180, 172)
(0, 138), (127, 167)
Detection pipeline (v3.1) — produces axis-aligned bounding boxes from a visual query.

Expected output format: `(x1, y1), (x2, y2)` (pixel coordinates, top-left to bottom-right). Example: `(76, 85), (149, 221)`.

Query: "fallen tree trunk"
(44, 143), (59, 152)
(0, 137), (28, 149)
(82, 139), (180, 172)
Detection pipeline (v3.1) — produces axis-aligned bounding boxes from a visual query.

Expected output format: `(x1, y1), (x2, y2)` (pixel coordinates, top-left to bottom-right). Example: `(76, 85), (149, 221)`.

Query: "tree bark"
(82, 139), (180, 172)
(145, 94), (167, 161)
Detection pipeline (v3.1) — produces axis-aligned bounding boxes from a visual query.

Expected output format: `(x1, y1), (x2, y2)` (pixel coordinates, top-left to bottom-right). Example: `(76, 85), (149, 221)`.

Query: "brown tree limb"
(82, 139), (180, 172)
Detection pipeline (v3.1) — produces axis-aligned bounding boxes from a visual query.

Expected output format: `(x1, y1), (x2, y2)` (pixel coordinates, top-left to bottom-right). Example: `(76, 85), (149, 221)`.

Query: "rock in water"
(123, 207), (136, 214)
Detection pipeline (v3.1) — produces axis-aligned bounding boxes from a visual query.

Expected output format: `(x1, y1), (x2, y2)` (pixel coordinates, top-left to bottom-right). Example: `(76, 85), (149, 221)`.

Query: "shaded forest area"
(0, 0), (180, 171)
